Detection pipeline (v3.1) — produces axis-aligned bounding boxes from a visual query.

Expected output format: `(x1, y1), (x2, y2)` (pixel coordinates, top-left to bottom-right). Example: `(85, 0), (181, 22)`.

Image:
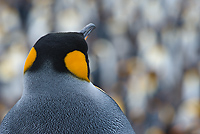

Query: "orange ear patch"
(24, 47), (37, 74)
(64, 50), (90, 82)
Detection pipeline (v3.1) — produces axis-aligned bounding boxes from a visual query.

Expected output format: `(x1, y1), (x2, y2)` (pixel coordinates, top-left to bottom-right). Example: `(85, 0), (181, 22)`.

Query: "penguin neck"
(23, 60), (90, 96)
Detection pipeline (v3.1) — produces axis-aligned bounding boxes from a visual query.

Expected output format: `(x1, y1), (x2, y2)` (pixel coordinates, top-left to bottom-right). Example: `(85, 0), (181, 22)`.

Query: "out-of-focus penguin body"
(0, 24), (135, 134)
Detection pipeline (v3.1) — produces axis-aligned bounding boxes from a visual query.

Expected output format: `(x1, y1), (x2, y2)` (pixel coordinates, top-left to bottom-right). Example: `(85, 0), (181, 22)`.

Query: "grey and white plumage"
(0, 61), (134, 133)
(0, 24), (135, 134)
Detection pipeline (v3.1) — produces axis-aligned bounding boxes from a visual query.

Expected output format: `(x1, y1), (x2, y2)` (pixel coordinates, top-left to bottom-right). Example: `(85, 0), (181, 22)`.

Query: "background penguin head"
(24, 23), (96, 82)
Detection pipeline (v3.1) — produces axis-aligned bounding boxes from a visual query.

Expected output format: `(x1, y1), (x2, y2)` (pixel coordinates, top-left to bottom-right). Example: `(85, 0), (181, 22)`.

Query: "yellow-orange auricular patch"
(64, 50), (90, 82)
(23, 47), (37, 74)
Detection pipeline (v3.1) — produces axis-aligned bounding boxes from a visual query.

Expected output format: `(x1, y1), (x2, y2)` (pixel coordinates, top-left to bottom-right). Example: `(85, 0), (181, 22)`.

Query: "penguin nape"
(0, 23), (135, 134)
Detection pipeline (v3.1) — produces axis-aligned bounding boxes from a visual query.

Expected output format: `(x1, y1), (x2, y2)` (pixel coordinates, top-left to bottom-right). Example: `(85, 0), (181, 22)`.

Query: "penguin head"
(24, 23), (96, 82)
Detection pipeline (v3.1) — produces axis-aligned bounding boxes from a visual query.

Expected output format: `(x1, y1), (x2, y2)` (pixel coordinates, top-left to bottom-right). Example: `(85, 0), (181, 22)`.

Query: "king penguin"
(0, 23), (135, 134)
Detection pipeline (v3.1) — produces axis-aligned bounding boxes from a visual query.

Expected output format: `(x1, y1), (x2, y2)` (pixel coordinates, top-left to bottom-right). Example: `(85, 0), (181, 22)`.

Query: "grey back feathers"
(0, 61), (135, 133)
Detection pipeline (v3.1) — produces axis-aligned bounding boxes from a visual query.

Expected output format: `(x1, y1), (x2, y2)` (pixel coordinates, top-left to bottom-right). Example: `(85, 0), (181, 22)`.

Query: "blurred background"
(0, 0), (199, 133)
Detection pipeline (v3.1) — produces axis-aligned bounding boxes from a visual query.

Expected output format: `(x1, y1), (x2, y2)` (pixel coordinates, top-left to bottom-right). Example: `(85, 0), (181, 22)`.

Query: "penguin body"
(0, 24), (135, 134)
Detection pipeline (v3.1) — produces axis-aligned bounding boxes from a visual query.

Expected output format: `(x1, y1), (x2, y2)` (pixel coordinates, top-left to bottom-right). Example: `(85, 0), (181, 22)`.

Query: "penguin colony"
(0, 23), (135, 134)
